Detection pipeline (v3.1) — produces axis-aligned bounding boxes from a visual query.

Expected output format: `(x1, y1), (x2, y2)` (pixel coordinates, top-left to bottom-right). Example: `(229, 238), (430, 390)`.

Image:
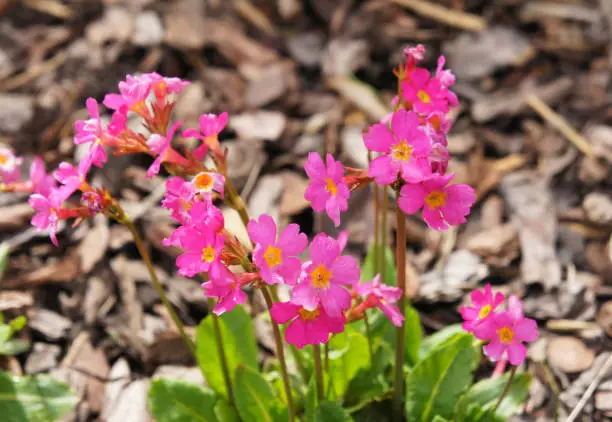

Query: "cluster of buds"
(461, 285), (539, 365)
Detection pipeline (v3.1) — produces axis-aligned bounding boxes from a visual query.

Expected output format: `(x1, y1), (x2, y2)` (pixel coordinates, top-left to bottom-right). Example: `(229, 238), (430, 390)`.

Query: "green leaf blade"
(314, 401), (354, 422)
(234, 365), (285, 422)
(148, 378), (218, 422)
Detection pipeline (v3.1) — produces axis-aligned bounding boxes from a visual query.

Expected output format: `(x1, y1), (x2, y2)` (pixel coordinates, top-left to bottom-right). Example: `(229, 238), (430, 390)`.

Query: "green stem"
(374, 183), (381, 274)
(324, 342), (329, 372)
(393, 202), (407, 421)
(494, 366), (517, 412)
(381, 186), (389, 280)
(363, 310), (374, 365)
(209, 298), (236, 408)
(122, 215), (197, 358)
(313, 344), (324, 401)
(262, 286), (295, 422)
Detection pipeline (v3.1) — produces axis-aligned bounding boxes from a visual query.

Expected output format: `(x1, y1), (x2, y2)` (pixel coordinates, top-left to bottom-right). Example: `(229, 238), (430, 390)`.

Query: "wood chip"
(547, 336), (595, 373)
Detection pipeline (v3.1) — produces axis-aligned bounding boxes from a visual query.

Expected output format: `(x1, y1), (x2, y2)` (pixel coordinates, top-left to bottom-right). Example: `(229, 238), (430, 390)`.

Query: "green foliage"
(214, 400), (240, 422)
(196, 307), (258, 399)
(361, 243), (397, 286)
(455, 371), (531, 422)
(314, 401), (354, 422)
(0, 371), (77, 422)
(0, 316), (29, 356)
(0, 241), (10, 282)
(234, 365), (287, 422)
(344, 341), (393, 410)
(148, 378), (218, 422)
(405, 333), (477, 422)
(419, 324), (464, 359)
(327, 331), (370, 398)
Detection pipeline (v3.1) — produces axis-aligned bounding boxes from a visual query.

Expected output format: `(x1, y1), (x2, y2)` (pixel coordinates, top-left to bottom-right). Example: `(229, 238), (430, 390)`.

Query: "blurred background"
(0, 0), (611, 420)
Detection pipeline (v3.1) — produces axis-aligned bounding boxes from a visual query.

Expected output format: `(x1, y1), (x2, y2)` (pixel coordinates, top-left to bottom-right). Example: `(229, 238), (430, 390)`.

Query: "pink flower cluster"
(461, 285), (539, 366)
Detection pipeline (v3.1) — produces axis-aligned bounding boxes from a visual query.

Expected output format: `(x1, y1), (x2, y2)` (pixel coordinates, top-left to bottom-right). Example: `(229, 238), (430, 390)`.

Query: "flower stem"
(393, 202), (407, 421)
(261, 286), (295, 422)
(381, 186), (389, 280)
(494, 366), (517, 412)
(374, 183), (381, 273)
(121, 215), (197, 358)
(209, 298), (236, 408)
(313, 344), (324, 401)
(363, 310), (374, 365)
(324, 342), (329, 372)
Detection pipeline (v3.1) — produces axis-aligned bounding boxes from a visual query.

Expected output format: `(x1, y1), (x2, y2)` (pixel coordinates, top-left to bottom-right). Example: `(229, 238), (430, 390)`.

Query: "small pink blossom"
(29, 188), (71, 246)
(303, 152), (350, 227)
(356, 274), (404, 327)
(402, 68), (449, 115)
(190, 171), (225, 201)
(74, 98), (109, 168)
(202, 266), (246, 315)
(182, 112), (228, 160)
(29, 157), (56, 196)
(398, 173), (476, 231)
(0, 148), (23, 183)
(146, 121), (182, 178)
(460, 284), (505, 334)
(161, 176), (195, 224)
(53, 160), (91, 198)
(248, 214), (307, 285)
(270, 301), (346, 349)
(435, 56), (458, 107)
(82, 191), (103, 213)
(163, 201), (225, 247)
(480, 299), (539, 366)
(175, 228), (225, 277)
(364, 109), (432, 185)
(291, 233), (360, 318)
(403, 44), (425, 63)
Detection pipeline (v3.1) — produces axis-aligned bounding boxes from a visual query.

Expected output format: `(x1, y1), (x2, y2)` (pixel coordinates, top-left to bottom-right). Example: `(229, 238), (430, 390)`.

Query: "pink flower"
(190, 171), (225, 201)
(398, 173), (476, 231)
(0, 148), (23, 183)
(364, 109), (432, 185)
(29, 157), (56, 196)
(182, 112), (228, 160)
(355, 274), (404, 327)
(161, 176), (195, 224)
(291, 233), (360, 318)
(480, 302), (539, 366)
(403, 44), (425, 63)
(401, 69), (448, 115)
(29, 188), (71, 246)
(73, 98), (109, 168)
(271, 301), (346, 349)
(53, 160), (91, 198)
(202, 266), (246, 315)
(435, 56), (458, 107)
(303, 152), (350, 227)
(460, 284), (505, 334)
(163, 201), (224, 247)
(146, 121), (182, 178)
(248, 214), (307, 285)
(175, 228), (225, 277)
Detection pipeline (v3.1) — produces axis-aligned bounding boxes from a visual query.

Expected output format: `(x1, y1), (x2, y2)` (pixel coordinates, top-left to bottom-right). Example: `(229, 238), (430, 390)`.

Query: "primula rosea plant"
(0, 46), (540, 422)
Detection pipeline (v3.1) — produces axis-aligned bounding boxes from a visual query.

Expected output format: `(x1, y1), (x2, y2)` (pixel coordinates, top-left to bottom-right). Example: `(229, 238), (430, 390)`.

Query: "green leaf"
(456, 371), (531, 422)
(405, 334), (477, 422)
(314, 401), (354, 422)
(371, 303), (423, 367)
(419, 324), (464, 359)
(0, 339), (30, 356)
(148, 378), (218, 422)
(328, 331), (370, 398)
(9, 316), (27, 334)
(0, 324), (11, 346)
(432, 417), (449, 422)
(214, 399), (240, 422)
(196, 307), (258, 398)
(0, 242), (10, 283)
(0, 371), (77, 422)
(361, 243), (397, 286)
(344, 341), (393, 409)
(234, 365), (286, 422)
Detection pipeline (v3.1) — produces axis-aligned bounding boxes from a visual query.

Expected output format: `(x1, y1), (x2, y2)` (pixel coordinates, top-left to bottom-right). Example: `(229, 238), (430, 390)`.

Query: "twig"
(527, 95), (596, 159)
(387, 0), (487, 31)
(0, 51), (68, 91)
(566, 353), (612, 422)
(23, 0), (73, 19)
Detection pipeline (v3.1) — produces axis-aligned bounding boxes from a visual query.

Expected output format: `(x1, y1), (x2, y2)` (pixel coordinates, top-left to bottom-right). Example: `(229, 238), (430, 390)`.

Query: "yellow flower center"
(325, 178), (338, 195)
(392, 141), (413, 162)
(264, 245), (282, 268)
(298, 307), (320, 321)
(417, 90), (431, 104)
(202, 246), (216, 262)
(425, 190), (447, 209)
(0, 154), (8, 166)
(497, 327), (514, 344)
(478, 304), (492, 320)
(194, 172), (214, 191)
(311, 264), (332, 288)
